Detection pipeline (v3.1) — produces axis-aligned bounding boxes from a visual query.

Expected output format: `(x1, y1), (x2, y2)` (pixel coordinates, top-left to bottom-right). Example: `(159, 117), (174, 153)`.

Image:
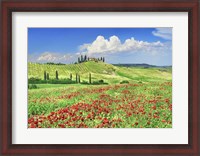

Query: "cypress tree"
(70, 73), (72, 80)
(78, 75), (81, 83)
(81, 55), (83, 62)
(89, 73), (91, 84)
(78, 57), (80, 63)
(44, 71), (47, 80)
(56, 70), (58, 80)
(84, 55), (87, 62)
(103, 57), (105, 62)
(47, 73), (49, 80)
(76, 73), (78, 83)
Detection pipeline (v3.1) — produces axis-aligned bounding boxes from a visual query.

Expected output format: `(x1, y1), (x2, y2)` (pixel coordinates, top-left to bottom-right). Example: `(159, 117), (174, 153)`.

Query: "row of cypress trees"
(77, 55), (105, 63)
(44, 71), (50, 80)
(44, 71), (92, 84)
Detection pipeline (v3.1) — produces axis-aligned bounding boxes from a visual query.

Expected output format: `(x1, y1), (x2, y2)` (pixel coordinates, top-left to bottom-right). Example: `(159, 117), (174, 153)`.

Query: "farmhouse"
(89, 58), (98, 62)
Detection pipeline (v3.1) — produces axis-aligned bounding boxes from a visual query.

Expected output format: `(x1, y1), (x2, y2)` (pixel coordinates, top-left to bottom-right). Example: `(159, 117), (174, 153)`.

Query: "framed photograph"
(1, 0), (199, 155)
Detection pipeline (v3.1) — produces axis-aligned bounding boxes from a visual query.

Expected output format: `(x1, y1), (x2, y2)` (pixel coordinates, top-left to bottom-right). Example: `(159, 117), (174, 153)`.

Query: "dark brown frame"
(1, 0), (199, 155)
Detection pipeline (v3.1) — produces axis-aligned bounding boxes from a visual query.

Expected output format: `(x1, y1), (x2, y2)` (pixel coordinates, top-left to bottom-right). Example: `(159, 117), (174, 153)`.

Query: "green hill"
(28, 61), (172, 84)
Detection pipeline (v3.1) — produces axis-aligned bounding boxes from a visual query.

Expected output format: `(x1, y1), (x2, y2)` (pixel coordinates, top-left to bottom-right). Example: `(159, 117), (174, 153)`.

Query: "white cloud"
(28, 52), (75, 63)
(80, 35), (167, 56)
(37, 52), (58, 62)
(152, 28), (172, 40)
(28, 34), (172, 65)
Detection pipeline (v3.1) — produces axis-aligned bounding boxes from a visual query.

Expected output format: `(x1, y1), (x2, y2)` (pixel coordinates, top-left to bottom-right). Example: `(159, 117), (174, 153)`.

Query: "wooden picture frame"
(1, 0), (199, 155)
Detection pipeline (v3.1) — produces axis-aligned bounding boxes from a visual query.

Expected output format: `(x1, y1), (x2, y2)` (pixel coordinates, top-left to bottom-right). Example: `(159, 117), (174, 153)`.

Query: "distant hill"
(28, 61), (172, 84)
(112, 63), (172, 68)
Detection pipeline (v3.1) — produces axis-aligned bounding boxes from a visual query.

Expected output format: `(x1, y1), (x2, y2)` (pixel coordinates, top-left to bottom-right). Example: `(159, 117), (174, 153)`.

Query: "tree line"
(43, 70), (92, 84)
(77, 55), (105, 64)
(31, 70), (107, 85)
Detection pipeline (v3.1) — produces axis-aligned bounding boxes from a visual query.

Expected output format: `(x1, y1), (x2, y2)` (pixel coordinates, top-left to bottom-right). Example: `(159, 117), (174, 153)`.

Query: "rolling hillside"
(28, 61), (172, 84)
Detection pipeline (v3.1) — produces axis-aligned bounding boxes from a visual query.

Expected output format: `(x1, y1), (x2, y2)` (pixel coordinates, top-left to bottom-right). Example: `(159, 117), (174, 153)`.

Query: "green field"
(28, 61), (172, 84)
(28, 61), (172, 128)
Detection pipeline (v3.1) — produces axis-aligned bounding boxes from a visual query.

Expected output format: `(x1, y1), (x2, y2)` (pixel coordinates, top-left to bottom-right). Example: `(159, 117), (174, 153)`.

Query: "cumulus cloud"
(28, 52), (75, 63)
(38, 52), (72, 62)
(152, 28), (172, 40)
(28, 33), (172, 65)
(79, 35), (168, 56)
(37, 52), (59, 62)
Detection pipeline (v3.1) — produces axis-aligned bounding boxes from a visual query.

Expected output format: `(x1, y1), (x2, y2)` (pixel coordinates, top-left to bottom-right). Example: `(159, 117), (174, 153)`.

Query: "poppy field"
(28, 27), (173, 128)
(28, 81), (172, 128)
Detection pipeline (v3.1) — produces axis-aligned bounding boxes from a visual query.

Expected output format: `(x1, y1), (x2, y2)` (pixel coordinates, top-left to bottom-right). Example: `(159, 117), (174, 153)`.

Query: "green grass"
(28, 61), (172, 128)
(28, 61), (172, 84)
(28, 82), (172, 128)
(34, 84), (69, 89)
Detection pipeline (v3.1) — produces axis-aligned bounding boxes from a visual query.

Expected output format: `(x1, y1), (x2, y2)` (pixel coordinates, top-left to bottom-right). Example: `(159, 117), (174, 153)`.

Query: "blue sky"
(28, 28), (172, 66)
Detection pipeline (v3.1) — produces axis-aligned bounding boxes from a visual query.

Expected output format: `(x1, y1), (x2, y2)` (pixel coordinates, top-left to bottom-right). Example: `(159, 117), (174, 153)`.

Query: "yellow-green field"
(28, 61), (172, 128)
(28, 61), (171, 84)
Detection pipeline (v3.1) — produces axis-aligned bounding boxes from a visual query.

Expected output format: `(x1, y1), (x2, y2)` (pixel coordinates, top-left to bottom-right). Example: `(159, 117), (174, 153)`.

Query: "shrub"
(81, 81), (89, 84)
(28, 77), (45, 84)
(92, 81), (100, 85)
(120, 80), (129, 84)
(28, 84), (38, 89)
(92, 80), (108, 85)
(46, 62), (65, 65)
(28, 78), (77, 84)
(49, 79), (76, 84)
(99, 79), (104, 83)
(29, 77), (41, 81)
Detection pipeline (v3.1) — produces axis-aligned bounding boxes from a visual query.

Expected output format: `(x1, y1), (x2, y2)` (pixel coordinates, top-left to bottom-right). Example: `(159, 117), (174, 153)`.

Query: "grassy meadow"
(28, 61), (172, 128)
